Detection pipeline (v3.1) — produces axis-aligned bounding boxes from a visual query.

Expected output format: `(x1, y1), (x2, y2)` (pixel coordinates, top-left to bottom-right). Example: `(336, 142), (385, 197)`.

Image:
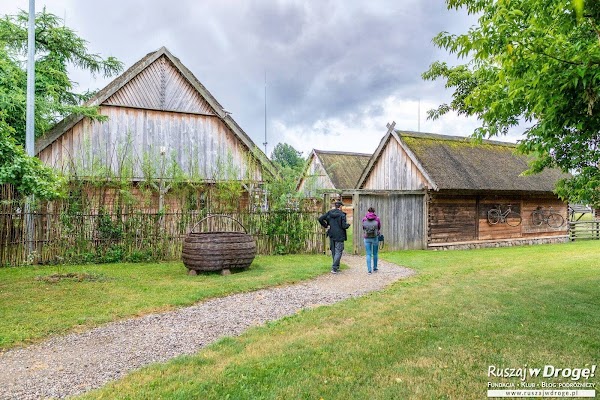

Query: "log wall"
(429, 192), (568, 246)
(428, 195), (477, 244)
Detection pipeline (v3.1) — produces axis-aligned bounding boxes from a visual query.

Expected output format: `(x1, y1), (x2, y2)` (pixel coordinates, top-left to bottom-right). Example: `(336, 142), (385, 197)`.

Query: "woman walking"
(362, 207), (381, 274)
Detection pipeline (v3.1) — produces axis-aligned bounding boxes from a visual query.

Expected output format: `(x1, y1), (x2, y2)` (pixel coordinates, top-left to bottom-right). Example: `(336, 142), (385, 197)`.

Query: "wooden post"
(422, 192), (429, 249)
(475, 195), (480, 241)
(352, 192), (360, 254)
(322, 193), (330, 254)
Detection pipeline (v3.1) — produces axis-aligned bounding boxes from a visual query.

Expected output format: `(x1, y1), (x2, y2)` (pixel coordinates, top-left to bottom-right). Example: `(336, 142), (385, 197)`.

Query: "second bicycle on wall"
(531, 206), (565, 228)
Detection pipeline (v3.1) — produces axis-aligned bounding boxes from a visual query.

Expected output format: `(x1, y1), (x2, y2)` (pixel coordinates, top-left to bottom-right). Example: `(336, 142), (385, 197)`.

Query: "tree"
(0, 121), (63, 198)
(266, 143), (306, 210)
(423, 0), (600, 206)
(270, 142), (305, 171)
(0, 10), (123, 144)
(0, 9), (122, 199)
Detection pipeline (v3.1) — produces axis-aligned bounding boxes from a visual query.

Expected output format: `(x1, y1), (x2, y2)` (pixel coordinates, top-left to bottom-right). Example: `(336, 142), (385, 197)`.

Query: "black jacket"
(318, 208), (350, 242)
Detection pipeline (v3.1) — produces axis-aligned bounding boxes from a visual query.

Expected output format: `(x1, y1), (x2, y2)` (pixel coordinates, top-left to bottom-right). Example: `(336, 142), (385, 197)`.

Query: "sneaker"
(373, 268), (378, 272)
(368, 271), (372, 275)
(331, 269), (338, 274)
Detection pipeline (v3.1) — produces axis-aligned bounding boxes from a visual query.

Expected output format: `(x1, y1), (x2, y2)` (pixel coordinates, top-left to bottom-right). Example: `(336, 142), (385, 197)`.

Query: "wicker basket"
(182, 214), (256, 273)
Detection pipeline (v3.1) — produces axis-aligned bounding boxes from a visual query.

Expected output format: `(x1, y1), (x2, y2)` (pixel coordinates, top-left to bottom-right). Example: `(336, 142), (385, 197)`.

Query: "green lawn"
(79, 241), (600, 400)
(0, 254), (331, 350)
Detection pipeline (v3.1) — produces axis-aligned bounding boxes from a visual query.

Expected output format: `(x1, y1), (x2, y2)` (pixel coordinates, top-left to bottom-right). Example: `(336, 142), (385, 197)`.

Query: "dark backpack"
(363, 219), (378, 238)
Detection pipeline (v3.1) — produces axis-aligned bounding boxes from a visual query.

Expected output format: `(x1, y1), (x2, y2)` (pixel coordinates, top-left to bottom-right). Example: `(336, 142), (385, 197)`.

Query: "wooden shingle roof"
(314, 150), (371, 189)
(398, 131), (566, 192)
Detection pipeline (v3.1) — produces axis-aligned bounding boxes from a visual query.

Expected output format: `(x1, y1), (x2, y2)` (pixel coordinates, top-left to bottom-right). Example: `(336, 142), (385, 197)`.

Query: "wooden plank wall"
(353, 193), (426, 252)
(361, 136), (428, 190)
(38, 106), (263, 181)
(72, 185), (251, 214)
(38, 53), (265, 182)
(103, 55), (215, 115)
(297, 155), (335, 196)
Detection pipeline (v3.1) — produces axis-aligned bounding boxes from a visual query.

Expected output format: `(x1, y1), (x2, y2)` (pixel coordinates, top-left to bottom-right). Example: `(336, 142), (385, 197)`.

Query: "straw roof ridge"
(397, 130), (517, 147)
(314, 150), (371, 190)
(396, 130), (565, 192)
(313, 149), (372, 157)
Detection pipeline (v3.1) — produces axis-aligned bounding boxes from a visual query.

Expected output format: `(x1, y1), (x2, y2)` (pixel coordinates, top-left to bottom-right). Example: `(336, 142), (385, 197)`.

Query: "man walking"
(318, 201), (350, 274)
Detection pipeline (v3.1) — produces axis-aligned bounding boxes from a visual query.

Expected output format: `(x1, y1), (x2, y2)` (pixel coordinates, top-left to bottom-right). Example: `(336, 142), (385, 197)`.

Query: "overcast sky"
(1, 0), (515, 158)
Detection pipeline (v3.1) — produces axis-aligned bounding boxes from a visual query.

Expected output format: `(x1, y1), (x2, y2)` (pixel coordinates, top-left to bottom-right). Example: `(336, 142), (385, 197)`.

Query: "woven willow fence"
(0, 184), (325, 266)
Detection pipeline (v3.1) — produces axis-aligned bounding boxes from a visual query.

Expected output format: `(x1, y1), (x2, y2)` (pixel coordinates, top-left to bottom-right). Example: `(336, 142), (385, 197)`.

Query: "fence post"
(352, 192), (360, 255)
(24, 199), (34, 262)
(322, 193), (330, 254)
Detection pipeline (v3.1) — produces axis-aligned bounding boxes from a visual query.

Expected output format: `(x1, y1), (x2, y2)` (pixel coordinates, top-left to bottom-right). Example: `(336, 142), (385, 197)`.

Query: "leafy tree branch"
(424, 0), (600, 205)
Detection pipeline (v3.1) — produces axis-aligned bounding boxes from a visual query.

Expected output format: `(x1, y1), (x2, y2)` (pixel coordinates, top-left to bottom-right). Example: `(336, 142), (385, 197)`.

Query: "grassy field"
(78, 241), (600, 400)
(0, 254), (331, 350)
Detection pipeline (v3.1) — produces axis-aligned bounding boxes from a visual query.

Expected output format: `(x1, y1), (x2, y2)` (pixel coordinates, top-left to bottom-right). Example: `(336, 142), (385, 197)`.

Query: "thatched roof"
(312, 150), (371, 189)
(398, 131), (566, 192)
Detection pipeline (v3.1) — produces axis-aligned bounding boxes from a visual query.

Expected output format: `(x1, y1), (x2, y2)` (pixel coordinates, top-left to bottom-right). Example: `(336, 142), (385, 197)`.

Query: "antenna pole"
(418, 99), (421, 132)
(263, 71), (268, 156)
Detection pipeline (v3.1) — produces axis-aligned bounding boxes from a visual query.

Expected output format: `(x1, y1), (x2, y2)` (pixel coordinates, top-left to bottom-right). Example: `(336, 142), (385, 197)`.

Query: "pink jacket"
(362, 212), (381, 238)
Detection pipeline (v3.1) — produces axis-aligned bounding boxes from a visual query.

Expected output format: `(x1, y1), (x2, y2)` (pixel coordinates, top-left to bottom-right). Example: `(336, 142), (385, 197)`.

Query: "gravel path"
(0, 255), (414, 400)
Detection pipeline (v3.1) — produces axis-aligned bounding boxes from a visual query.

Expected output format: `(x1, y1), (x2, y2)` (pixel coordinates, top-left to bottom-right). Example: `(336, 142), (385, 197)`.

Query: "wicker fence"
(0, 185), (325, 266)
(0, 209), (326, 266)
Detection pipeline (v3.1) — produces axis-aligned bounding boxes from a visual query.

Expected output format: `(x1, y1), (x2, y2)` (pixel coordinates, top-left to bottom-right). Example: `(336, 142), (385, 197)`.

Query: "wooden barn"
(352, 124), (569, 251)
(297, 149), (371, 222)
(35, 46), (276, 211)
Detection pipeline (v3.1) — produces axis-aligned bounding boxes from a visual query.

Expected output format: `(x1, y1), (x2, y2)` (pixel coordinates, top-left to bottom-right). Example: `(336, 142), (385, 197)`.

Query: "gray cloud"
(0, 0), (477, 153)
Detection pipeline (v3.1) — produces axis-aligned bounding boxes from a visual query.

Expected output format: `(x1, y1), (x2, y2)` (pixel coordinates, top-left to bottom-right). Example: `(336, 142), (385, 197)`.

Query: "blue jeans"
(364, 237), (379, 272)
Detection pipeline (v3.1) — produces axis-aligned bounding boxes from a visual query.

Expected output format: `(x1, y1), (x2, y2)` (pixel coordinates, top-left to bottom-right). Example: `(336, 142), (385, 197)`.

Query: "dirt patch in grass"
(35, 273), (110, 283)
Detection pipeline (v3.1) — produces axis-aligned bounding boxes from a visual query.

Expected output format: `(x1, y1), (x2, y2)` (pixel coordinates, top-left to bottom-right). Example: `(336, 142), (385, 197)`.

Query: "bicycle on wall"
(487, 204), (523, 227)
(531, 206), (565, 228)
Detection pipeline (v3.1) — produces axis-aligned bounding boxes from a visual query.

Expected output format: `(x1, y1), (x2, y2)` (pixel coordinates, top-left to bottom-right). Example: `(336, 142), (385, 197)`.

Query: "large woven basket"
(182, 215), (256, 273)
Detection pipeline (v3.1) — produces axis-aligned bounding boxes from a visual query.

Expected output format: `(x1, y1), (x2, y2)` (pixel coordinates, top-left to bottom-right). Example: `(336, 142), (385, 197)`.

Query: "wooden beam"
(341, 189), (426, 196)
(352, 192), (360, 255)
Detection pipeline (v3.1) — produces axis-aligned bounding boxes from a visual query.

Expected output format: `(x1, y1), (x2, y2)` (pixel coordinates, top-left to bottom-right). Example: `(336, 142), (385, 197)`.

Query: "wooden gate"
(569, 220), (600, 241)
(350, 190), (427, 253)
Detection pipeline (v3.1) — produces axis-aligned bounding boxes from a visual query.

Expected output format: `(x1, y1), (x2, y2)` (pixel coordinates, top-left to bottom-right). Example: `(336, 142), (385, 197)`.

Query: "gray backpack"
(363, 219), (378, 238)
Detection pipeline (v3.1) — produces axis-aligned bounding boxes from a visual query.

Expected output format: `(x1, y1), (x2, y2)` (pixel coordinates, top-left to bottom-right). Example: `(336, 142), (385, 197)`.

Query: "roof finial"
(386, 121), (396, 134)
